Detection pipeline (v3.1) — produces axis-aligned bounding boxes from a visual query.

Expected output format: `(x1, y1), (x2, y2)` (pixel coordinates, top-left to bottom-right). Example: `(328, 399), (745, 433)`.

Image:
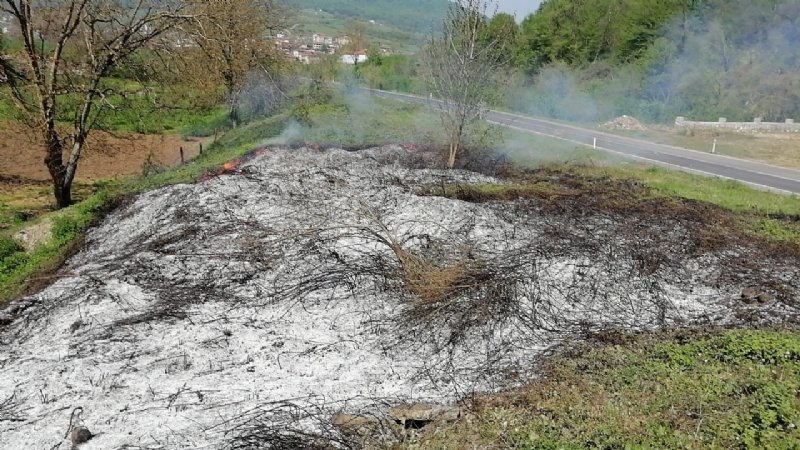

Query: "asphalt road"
(370, 89), (800, 195)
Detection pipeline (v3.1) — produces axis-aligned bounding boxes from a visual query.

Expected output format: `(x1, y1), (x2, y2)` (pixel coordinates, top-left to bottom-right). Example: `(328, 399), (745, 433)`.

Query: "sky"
(495, 0), (543, 19)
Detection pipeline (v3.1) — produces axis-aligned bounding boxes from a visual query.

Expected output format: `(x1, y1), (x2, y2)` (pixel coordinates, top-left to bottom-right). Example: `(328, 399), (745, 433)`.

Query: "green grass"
(64, 81), (230, 136)
(289, 92), (444, 146)
(498, 128), (618, 166)
(0, 79), (230, 136)
(0, 191), (111, 300)
(400, 330), (800, 450)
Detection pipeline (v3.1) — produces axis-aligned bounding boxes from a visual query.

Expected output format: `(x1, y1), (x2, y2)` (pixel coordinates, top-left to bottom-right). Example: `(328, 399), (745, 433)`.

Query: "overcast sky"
(495, 0), (543, 19)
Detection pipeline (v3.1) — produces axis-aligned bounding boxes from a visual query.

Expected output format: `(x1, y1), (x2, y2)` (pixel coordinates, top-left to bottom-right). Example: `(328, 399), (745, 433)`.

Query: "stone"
(756, 293), (774, 304)
(331, 413), (381, 435)
(69, 320), (84, 333)
(13, 218), (53, 251)
(0, 313), (12, 326)
(601, 115), (646, 131)
(741, 287), (759, 303)
(70, 427), (92, 446)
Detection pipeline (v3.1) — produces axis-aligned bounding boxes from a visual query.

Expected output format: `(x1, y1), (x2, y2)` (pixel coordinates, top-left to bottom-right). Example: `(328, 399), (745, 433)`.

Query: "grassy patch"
(497, 127), (614, 166)
(293, 93), (444, 146)
(0, 191), (113, 301)
(0, 79), (229, 136)
(598, 165), (800, 217)
(85, 95), (229, 136)
(398, 329), (800, 450)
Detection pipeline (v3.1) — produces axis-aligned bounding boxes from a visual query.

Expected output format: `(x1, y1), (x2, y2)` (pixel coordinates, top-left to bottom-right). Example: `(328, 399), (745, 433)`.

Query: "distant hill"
(290, 8), (426, 52)
(280, 0), (449, 33)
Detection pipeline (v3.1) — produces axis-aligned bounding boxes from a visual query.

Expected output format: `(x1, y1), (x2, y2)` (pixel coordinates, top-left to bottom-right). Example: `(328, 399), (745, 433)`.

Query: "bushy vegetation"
(508, 0), (800, 123)
(0, 236), (23, 261)
(355, 55), (422, 93)
(344, 0), (799, 125)
(398, 329), (800, 450)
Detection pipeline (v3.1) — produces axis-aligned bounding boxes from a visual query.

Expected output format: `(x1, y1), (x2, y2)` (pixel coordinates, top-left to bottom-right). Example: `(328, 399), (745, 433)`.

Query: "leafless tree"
(424, 0), (511, 168)
(0, 0), (190, 208)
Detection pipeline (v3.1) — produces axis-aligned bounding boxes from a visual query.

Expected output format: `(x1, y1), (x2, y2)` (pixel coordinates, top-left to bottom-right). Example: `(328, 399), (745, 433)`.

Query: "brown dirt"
(0, 120), (206, 185)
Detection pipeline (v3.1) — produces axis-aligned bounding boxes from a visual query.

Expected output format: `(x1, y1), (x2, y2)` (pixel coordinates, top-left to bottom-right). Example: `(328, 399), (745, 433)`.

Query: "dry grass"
(391, 244), (476, 307)
(610, 126), (800, 169)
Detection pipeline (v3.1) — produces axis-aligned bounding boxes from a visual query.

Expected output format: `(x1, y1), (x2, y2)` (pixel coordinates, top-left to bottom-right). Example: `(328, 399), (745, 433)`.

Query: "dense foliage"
(510, 0), (800, 123)
(332, 0), (800, 123)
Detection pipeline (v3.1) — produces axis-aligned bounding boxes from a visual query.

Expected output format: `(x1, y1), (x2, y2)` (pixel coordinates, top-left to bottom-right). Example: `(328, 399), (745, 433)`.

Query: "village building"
(341, 50), (368, 65)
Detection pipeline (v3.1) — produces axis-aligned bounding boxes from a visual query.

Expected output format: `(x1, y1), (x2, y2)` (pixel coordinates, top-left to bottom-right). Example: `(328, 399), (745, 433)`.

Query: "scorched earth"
(0, 146), (795, 449)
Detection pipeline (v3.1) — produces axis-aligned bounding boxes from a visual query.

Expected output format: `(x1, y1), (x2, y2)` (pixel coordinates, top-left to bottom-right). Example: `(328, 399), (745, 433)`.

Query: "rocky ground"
(0, 146), (796, 449)
(601, 115), (647, 131)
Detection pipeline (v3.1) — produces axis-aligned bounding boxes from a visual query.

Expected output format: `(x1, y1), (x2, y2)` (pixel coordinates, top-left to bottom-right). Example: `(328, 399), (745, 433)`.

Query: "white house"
(340, 51), (368, 65)
(312, 33), (328, 45)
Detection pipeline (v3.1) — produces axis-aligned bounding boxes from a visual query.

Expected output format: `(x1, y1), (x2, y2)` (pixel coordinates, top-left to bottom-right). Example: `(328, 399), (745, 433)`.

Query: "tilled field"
(0, 146), (797, 449)
(0, 122), (201, 185)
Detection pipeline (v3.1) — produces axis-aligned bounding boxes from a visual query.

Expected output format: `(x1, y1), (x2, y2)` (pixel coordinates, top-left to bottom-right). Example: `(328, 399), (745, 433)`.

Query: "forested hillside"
(281, 0), (449, 33)
(510, 0), (800, 123)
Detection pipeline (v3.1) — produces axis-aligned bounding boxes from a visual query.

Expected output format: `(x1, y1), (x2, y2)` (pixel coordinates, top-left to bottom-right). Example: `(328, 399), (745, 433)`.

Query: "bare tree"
(0, 0), (190, 208)
(424, 0), (511, 168)
(183, 0), (287, 128)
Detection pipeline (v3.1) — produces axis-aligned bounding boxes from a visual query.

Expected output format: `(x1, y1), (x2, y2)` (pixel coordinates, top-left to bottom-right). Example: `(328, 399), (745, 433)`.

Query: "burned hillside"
(0, 145), (797, 449)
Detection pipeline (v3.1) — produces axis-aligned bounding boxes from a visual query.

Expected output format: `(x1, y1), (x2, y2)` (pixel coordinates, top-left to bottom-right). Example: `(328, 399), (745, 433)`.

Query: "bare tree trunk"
(1, 0), (190, 208)
(447, 145), (457, 169)
(447, 133), (460, 169)
(42, 127), (70, 207)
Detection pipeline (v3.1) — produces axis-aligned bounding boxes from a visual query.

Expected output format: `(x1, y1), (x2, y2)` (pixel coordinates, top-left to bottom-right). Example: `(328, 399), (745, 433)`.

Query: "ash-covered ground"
(0, 146), (797, 449)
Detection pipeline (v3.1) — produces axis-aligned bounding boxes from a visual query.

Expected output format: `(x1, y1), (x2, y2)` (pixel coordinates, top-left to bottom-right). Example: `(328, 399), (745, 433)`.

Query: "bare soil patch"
(0, 120), (205, 185)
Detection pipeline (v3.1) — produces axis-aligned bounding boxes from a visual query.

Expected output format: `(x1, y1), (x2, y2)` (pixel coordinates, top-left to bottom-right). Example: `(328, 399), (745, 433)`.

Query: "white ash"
(0, 145), (770, 449)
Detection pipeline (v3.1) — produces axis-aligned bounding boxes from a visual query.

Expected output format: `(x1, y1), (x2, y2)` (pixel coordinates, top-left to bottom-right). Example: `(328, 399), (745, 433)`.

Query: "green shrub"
(0, 236), (23, 261)
(0, 251), (29, 274)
